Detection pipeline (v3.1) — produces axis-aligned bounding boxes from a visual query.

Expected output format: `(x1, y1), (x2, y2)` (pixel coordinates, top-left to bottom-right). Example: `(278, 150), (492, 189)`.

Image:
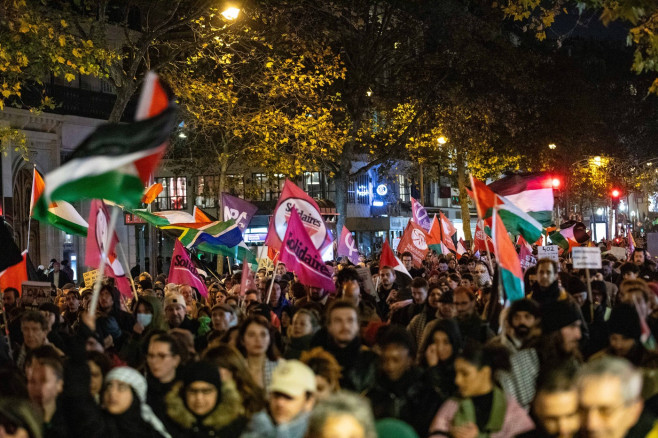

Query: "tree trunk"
(335, 144), (353, 243)
(456, 151), (472, 242)
(108, 82), (137, 123)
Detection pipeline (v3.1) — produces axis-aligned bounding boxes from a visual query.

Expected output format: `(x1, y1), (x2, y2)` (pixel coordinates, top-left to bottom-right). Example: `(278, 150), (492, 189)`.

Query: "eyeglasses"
(187, 387), (216, 396)
(580, 401), (630, 419)
(147, 353), (174, 361)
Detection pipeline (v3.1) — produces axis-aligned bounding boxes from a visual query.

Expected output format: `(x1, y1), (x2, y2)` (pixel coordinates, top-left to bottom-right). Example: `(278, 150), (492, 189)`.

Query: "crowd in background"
(1, 246), (658, 438)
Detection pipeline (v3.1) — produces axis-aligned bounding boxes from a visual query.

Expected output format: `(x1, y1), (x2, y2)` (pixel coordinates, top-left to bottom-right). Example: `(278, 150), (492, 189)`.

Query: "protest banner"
(21, 281), (55, 310)
(83, 270), (99, 288)
(537, 245), (559, 263)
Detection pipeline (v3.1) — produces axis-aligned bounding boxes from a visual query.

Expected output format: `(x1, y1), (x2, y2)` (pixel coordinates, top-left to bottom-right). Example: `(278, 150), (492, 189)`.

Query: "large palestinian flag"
(32, 74), (176, 219)
(487, 172), (554, 227)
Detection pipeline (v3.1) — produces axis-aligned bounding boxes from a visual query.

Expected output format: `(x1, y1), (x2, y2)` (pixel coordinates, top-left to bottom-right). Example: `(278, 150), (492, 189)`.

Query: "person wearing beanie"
(163, 292), (199, 337)
(164, 361), (247, 438)
(491, 298), (540, 354)
(498, 300), (584, 411)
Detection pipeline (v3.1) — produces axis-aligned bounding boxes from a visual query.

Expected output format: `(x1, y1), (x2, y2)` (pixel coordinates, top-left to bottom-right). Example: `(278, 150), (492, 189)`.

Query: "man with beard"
(491, 298), (540, 354)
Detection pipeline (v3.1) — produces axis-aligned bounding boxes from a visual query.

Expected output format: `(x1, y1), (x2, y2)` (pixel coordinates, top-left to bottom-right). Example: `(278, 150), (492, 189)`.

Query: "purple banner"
(411, 197), (431, 232)
(222, 193), (258, 232)
(337, 226), (360, 265)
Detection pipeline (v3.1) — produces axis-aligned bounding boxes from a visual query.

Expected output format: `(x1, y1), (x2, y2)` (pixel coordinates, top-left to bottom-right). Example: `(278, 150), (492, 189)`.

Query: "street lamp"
(221, 6), (240, 20)
(437, 136), (447, 145)
(548, 143), (557, 150)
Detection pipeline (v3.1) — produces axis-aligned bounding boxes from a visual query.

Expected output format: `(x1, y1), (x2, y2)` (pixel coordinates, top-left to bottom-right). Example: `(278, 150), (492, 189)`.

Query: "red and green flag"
(31, 169), (88, 236)
(492, 210), (524, 302)
(487, 172), (555, 227)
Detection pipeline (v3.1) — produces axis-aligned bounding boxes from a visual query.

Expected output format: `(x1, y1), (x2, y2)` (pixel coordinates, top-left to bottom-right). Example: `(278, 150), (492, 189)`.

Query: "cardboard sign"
(355, 266), (377, 299)
(572, 247), (602, 269)
(21, 281), (55, 310)
(83, 270), (99, 287)
(537, 245), (559, 263)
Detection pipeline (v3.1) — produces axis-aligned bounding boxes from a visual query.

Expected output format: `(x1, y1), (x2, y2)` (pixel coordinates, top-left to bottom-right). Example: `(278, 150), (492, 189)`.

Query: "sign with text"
(537, 245), (559, 263)
(572, 247), (602, 269)
(83, 270), (99, 288)
(20, 281), (55, 310)
(355, 266), (377, 299)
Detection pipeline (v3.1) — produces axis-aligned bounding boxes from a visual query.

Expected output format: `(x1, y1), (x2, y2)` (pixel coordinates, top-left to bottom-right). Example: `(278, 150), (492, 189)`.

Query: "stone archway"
(12, 167), (40, 264)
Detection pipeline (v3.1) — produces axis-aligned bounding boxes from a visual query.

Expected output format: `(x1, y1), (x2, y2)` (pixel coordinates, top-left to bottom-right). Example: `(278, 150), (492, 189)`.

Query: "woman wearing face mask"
(429, 342), (534, 437)
(164, 361), (248, 437)
(120, 296), (167, 369)
(57, 312), (171, 438)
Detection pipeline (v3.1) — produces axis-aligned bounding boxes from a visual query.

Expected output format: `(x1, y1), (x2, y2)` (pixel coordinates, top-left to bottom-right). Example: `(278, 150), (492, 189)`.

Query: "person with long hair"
(429, 342), (534, 437)
(300, 347), (342, 400)
(202, 344), (266, 418)
(237, 315), (281, 392)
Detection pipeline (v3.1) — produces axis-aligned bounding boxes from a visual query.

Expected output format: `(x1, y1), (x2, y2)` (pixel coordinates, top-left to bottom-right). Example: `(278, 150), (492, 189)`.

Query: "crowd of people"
(1, 246), (658, 438)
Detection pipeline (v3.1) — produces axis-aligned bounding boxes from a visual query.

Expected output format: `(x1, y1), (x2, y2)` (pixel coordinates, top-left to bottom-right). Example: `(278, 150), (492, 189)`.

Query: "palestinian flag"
(428, 215), (456, 254)
(469, 175), (544, 244)
(456, 238), (467, 259)
(380, 239), (411, 278)
(33, 74), (177, 218)
(130, 209), (199, 227)
(487, 172), (554, 227)
(492, 211), (524, 302)
(162, 220), (243, 250)
(549, 220), (589, 251)
(31, 169), (88, 236)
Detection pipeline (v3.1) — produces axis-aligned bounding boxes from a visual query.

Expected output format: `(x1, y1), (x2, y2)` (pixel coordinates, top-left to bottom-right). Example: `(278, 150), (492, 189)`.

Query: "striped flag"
(30, 169), (89, 236)
(492, 210), (524, 302)
(487, 172), (555, 227)
(380, 239), (411, 278)
(469, 175), (544, 244)
(428, 214), (456, 254)
(162, 220), (243, 250)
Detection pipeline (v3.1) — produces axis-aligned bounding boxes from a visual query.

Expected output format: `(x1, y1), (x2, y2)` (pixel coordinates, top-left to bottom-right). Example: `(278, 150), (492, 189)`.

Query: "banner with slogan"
(21, 281), (55, 310)
(83, 270), (99, 288)
(168, 240), (209, 297)
(222, 193), (258, 233)
(264, 179), (332, 253)
(397, 221), (429, 268)
(280, 208), (335, 291)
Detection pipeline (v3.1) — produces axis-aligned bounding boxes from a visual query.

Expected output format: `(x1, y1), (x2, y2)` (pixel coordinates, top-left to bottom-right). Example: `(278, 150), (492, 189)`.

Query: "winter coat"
(240, 410), (310, 438)
(164, 380), (248, 438)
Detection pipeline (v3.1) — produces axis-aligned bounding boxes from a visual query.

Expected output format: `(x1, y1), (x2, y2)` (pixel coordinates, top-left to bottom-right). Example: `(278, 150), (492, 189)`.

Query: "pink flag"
(85, 200), (132, 298)
(168, 240), (209, 297)
(240, 258), (255, 296)
(280, 208), (335, 291)
(337, 226), (360, 265)
(411, 197), (431, 232)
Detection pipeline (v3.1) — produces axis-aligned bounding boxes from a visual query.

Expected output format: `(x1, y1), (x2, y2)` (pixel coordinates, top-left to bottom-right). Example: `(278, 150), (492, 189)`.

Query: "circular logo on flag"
(411, 228), (428, 250)
(95, 209), (108, 253)
(476, 230), (486, 240)
(274, 198), (327, 249)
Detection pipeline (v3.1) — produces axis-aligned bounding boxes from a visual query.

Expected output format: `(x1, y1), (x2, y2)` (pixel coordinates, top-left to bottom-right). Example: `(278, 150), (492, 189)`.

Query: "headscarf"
(105, 367), (171, 438)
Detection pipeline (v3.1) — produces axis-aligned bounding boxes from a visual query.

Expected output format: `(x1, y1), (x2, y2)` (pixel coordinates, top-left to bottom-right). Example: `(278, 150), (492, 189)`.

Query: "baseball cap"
(269, 360), (316, 397)
(164, 293), (186, 309)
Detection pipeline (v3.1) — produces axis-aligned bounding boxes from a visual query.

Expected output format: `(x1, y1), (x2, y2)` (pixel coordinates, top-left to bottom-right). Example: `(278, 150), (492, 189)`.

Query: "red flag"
(380, 239), (411, 278)
(240, 259), (255, 296)
(0, 251), (28, 293)
(168, 240), (209, 297)
(439, 212), (457, 252)
(280, 208), (335, 291)
(456, 239), (467, 259)
(264, 179), (332, 253)
(473, 221), (495, 255)
(396, 221), (429, 267)
(85, 200), (132, 298)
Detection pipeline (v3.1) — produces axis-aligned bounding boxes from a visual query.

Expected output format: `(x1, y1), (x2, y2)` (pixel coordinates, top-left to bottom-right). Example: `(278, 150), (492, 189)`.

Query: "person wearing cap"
(498, 300), (584, 411)
(164, 361), (247, 438)
(241, 360), (317, 438)
(209, 303), (238, 340)
(163, 292), (199, 337)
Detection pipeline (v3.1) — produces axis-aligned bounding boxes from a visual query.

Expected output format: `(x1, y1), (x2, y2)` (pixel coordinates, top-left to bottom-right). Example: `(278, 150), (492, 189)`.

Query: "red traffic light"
(551, 178), (561, 189)
(611, 189), (621, 198)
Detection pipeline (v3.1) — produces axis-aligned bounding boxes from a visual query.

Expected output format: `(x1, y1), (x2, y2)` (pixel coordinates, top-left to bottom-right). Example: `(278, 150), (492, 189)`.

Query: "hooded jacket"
(164, 379), (248, 438)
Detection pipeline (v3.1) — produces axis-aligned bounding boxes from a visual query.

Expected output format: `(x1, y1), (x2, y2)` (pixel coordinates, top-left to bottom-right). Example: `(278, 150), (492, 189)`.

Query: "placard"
(83, 270), (99, 287)
(572, 247), (602, 269)
(355, 266), (377, 300)
(537, 245), (559, 263)
(20, 281), (55, 310)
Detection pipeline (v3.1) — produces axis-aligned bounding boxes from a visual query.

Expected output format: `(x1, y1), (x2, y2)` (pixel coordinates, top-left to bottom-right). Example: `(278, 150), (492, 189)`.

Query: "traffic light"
(611, 188), (621, 208)
(551, 177), (561, 189)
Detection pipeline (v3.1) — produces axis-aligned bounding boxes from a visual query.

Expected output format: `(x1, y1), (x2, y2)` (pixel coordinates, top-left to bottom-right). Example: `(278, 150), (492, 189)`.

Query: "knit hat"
(607, 304), (642, 341)
(541, 301), (581, 334)
(269, 360), (316, 397)
(163, 293), (186, 310)
(181, 361), (222, 393)
(105, 367), (171, 438)
(508, 298), (540, 318)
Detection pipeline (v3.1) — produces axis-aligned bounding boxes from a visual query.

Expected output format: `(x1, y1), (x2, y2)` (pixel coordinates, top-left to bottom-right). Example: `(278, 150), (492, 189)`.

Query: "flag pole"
(89, 207), (120, 316)
(116, 241), (139, 302)
(266, 261), (280, 304)
(26, 164), (36, 254)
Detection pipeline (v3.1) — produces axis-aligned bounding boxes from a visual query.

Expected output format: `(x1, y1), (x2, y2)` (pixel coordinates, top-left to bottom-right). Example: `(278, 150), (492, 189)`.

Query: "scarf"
(452, 386), (507, 437)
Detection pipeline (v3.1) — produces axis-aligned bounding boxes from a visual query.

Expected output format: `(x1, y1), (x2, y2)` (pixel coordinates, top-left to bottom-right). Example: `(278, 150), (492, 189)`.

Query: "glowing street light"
(437, 136), (447, 145)
(592, 156), (602, 167)
(221, 6), (240, 20)
(548, 143), (557, 150)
